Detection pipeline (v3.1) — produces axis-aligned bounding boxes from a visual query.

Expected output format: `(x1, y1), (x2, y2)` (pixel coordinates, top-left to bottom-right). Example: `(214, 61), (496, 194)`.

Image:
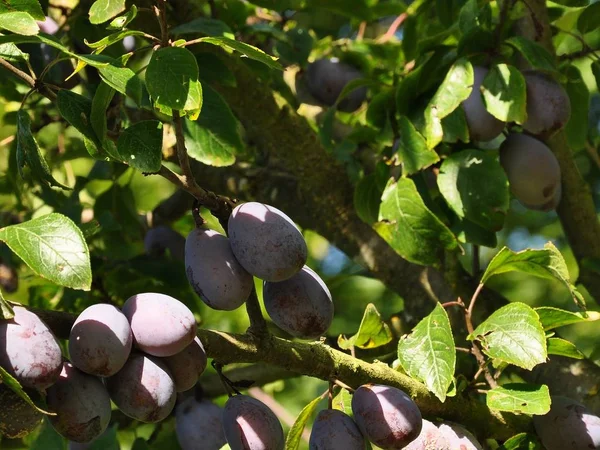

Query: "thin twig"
(376, 13), (407, 43)
(356, 21), (367, 41)
(154, 0), (169, 47)
(0, 57), (36, 87)
(441, 300), (465, 310)
(0, 135), (15, 148)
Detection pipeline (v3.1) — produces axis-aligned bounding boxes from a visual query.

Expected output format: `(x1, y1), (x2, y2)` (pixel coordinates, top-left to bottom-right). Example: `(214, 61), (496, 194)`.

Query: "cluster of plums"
(463, 66), (567, 212)
(185, 201), (334, 339)
(0, 293), (206, 442)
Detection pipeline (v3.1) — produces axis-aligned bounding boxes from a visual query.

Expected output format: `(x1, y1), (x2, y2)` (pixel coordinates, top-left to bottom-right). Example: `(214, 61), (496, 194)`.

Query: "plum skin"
(46, 363), (112, 443)
(0, 306), (63, 390)
(309, 409), (366, 450)
(164, 336), (207, 392)
(176, 397), (227, 450)
(144, 225), (185, 261)
(405, 419), (450, 450)
(351, 384), (423, 449)
(523, 71), (571, 137)
(69, 303), (133, 377)
(185, 228), (253, 311)
(122, 292), (197, 357)
(228, 202), (307, 282)
(105, 353), (176, 423)
(437, 422), (483, 450)
(222, 394), (285, 450)
(263, 265), (334, 339)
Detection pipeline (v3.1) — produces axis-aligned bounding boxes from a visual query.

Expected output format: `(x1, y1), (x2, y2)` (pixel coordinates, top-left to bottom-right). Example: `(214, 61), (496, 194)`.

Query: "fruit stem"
(245, 287), (269, 338)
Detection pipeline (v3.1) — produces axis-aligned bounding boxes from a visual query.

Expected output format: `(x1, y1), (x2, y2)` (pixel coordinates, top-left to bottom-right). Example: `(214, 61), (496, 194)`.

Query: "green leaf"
(338, 303), (393, 350)
(98, 64), (142, 105)
(183, 85), (243, 167)
(171, 17), (234, 38)
(198, 36), (281, 70)
(16, 110), (70, 189)
(593, 61), (600, 92)
(481, 63), (527, 124)
(0, 365), (55, 414)
(284, 395), (323, 450)
(486, 383), (550, 415)
(547, 337), (584, 359)
(424, 58), (474, 148)
(331, 388), (353, 415)
(441, 107), (469, 143)
(84, 30), (145, 50)
(437, 149), (509, 231)
(146, 47), (203, 112)
(535, 306), (600, 331)
(89, 0), (126, 24)
(451, 217), (498, 248)
(90, 82), (116, 148)
(0, 11), (39, 35)
(480, 243), (583, 306)
(375, 178), (457, 266)
(0, 42), (29, 63)
(458, 0), (480, 35)
(57, 90), (103, 158)
(469, 302), (547, 370)
(562, 65), (589, 151)
(577, 2), (600, 33)
(395, 116), (440, 175)
(0, 290), (14, 319)
(505, 37), (557, 74)
(0, 213), (92, 290)
(354, 174), (383, 225)
(117, 121), (163, 173)
(397, 303), (455, 402)
(0, 0), (44, 20)
(195, 52), (236, 87)
(106, 5), (137, 30)
(551, 0), (588, 6)
(498, 433), (542, 450)
(30, 418), (67, 450)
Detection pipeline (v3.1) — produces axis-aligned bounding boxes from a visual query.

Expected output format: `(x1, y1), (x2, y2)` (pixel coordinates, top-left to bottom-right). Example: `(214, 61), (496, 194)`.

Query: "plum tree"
(122, 292), (197, 357)
(164, 336), (207, 392)
(105, 353), (176, 423)
(222, 394), (285, 450)
(68, 304), (133, 377)
(0, 383), (42, 438)
(437, 422), (483, 450)
(499, 133), (561, 210)
(144, 226), (186, 261)
(185, 228), (253, 310)
(309, 409), (366, 450)
(263, 265), (334, 339)
(0, 306), (62, 389)
(46, 363), (111, 443)
(533, 396), (600, 449)
(175, 397), (227, 450)
(523, 71), (571, 137)
(461, 66), (506, 142)
(304, 58), (367, 113)
(404, 420), (450, 450)
(351, 384), (422, 449)
(228, 202), (307, 282)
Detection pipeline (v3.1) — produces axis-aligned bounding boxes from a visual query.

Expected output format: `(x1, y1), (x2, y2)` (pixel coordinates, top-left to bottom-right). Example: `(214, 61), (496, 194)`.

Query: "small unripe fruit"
(228, 202), (307, 282)
(499, 133), (561, 210)
(185, 228), (253, 311)
(523, 71), (571, 137)
(69, 304), (133, 377)
(351, 384), (422, 449)
(164, 336), (207, 392)
(46, 363), (111, 443)
(176, 397), (227, 450)
(309, 409), (366, 450)
(222, 394), (285, 450)
(122, 292), (197, 357)
(461, 66), (506, 142)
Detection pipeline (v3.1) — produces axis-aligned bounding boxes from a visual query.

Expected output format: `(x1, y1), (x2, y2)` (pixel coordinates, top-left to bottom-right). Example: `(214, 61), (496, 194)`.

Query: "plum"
(222, 394), (285, 450)
(0, 383), (43, 438)
(46, 363), (111, 443)
(185, 228), (253, 310)
(405, 419), (450, 450)
(69, 304), (133, 377)
(122, 292), (197, 357)
(263, 265), (333, 339)
(351, 384), (422, 449)
(105, 353), (176, 423)
(305, 58), (367, 112)
(499, 133), (561, 210)
(461, 66), (506, 142)
(144, 225), (185, 261)
(437, 422), (483, 450)
(309, 409), (366, 450)
(164, 336), (207, 392)
(533, 396), (600, 450)
(523, 71), (571, 137)
(228, 202), (307, 282)
(176, 397), (227, 450)
(0, 306), (62, 389)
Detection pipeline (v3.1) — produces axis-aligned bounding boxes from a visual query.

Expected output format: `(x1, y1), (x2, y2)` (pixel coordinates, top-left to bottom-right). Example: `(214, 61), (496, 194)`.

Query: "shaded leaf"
(0, 42), (29, 63)
(486, 383), (550, 415)
(0, 365), (55, 414)
(285, 395), (323, 450)
(84, 30), (145, 50)
(354, 174), (383, 225)
(98, 64), (142, 105)
(171, 17), (234, 38)
(106, 5), (138, 31)
(0, 290), (14, 319)
(198, 36), (281, 70)
(117, 121), (163, 173)
(338, 303), (393, 350)
(395, 116), (439, 175)
(481, 63), (527, 124)
(563, 65), (589, 151)
(57, 90), (103, 158)
(498, 433), (542, 450)
(505, 37), (557, 74)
